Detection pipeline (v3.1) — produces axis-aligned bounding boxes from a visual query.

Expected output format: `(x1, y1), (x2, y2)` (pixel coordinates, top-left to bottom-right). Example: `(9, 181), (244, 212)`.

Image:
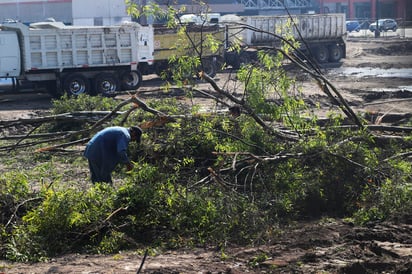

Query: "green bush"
(2, 25), (412, 262)
(2, 93), (412, 262)
(51, 94), (118, 114)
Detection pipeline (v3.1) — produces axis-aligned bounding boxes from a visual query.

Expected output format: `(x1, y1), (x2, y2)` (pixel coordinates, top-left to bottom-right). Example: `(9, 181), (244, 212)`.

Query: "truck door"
(0, 31), (21, 77)
(138, 25), (154, 65)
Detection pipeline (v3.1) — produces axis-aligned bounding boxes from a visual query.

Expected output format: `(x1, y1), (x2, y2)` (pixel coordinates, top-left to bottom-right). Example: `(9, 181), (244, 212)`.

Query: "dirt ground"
(1, 38), (412, 273)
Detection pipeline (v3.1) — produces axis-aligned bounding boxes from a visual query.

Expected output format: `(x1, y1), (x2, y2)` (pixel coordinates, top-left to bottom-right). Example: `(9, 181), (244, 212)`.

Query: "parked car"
(359, 21), (370, 30)
(346, 20), (361, 32)
(369, 19), (397, 32)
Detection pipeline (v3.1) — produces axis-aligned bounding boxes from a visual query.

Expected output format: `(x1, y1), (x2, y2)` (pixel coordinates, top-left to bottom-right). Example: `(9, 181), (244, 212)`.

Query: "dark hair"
(130, 126), (142, 142)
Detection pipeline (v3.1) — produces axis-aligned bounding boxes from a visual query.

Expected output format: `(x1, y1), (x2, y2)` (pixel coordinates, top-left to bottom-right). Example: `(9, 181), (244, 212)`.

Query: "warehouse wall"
(0, 0), (72, 25)
(0, 0), (130, 26)
(72, 0), (131, 26)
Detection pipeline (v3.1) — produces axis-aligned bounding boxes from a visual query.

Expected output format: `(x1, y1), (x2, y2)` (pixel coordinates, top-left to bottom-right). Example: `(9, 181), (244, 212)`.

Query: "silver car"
(369, 19), (397, 32)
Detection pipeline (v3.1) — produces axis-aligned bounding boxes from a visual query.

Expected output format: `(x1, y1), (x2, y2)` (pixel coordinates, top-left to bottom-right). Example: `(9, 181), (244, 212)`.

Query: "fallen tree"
(1, 5), (412, 266)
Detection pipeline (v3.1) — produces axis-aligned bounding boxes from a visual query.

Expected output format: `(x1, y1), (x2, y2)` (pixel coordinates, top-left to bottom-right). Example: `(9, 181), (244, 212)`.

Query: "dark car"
(346, 20), (361, 32)
(369, 19), (397, 32)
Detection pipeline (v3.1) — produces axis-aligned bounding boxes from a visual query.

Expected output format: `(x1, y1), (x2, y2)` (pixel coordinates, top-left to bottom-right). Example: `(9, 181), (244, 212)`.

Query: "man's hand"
(126, 162), (134, 171)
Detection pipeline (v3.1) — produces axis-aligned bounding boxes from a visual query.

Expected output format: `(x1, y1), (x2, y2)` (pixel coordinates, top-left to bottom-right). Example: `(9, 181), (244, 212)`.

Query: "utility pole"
(16, 0), (20, 21)
(140, 0), (147, 25)
(375, 0), (380, 37)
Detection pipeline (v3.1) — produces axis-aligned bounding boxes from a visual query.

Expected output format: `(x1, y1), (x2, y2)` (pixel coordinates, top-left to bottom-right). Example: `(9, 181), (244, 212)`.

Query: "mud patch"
(362, 89), (412, 102)
(333, 68), (412, 78)
(1, 36), (412, 274)
(363, 41), (412, 56)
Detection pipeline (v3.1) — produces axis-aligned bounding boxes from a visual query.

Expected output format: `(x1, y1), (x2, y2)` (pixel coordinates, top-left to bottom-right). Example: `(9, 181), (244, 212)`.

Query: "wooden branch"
(36, 138), (90, 152)
(5, 197), (42, 229)
(188, 175), (212, 189)
(103, 206), (129, 223)
(212, 151), (305, 163)
(338, 124), (412, 133)
(33, 95), (174, 152)
(364, 112), (412, 124)
(139, 116), (175, 129)
(137, 249), (149, 274)
(119, 106), (137, 126)
(200, 71), (299, 141)
(130, 94), (168, 116)
(87, 97), (136, 133)
(275, 47), (364, 129)
(191, 87), (230, 107)
(364, 98), (412, 106)
(384, 150), (412, 162)
(0, 94), (174, 152)
(0, 135), (78, 152)
(228, 23), (363, 129)
(9, 123), (41, 152)
(213, 128), (269, 154)
(0, 111), (121, 129)
(207, 167), (232, 190)
(69, 206), (129, 250)
(1, 131), (77, 140)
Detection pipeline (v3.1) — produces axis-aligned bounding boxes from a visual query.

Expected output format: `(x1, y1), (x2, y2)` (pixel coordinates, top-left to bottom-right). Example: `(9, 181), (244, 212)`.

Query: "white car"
(369, 19), (397, 32)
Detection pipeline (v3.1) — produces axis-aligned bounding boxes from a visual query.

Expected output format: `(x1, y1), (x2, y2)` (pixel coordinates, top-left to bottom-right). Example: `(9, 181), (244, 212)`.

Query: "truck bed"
(153, 24), (224, 61)
(226, 13), (346, 46)
(0, 21), (153, 72)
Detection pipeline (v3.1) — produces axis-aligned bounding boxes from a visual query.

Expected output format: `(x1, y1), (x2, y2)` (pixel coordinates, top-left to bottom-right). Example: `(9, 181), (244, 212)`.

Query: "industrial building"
(0, 0), (130, 25)
(318, 0), (409, 21)
(0, 0), (409, 26)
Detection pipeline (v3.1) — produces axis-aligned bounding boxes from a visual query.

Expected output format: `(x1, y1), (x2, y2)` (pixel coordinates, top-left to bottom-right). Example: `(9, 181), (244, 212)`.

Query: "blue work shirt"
(84, 127), (131, 172)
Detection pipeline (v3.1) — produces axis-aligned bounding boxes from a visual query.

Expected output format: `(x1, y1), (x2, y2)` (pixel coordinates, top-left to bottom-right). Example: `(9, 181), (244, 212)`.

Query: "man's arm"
(116, 133), (133, 170)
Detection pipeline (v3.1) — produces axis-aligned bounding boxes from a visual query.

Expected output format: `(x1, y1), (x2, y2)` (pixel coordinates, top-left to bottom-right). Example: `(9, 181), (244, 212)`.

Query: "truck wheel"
(315, 46), (329, 63)
(239, 51), (251, 66)
(232, 51), (252, 69)
(63, 73), (90, 96)
(94, 73), (118, 96)
(328, 45), (343, 62)
(120, 70), (142, 91)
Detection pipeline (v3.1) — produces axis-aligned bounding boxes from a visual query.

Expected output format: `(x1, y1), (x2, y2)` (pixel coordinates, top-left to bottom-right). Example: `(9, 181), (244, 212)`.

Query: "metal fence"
(345, 19), (411, 39)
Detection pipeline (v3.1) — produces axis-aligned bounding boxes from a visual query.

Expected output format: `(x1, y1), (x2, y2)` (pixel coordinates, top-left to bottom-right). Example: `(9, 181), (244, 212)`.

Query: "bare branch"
(5, 197), (42, 229)
(200, 71), (299, 141)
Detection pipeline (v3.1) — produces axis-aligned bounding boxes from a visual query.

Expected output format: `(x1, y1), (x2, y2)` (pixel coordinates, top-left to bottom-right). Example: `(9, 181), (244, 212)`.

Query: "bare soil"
(1, 38), (412, 273)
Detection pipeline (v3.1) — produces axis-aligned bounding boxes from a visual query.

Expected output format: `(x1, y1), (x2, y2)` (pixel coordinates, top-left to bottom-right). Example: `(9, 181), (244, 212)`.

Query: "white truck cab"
(0, 31), (21, 77)
(179, 13), (221, 25)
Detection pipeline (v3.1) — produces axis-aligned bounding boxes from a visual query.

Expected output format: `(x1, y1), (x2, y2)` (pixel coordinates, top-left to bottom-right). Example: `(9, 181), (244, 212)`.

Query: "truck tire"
(120, 70), (142, 91)
(231, 51), (252, 69)
(239, 51), (252, 65)
(94, 73), (118, 96)
(224, 51), (240, 69)
(328, 45), (343, 62)
(315, 46), (329, 63)
(63, 73), (90, 96)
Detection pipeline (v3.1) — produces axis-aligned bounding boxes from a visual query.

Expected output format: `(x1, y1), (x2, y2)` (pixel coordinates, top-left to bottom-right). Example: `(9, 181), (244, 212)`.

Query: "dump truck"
(147, 24), (225, 78)
(0, 20), (154, 96)
(222, 13), (347, 67)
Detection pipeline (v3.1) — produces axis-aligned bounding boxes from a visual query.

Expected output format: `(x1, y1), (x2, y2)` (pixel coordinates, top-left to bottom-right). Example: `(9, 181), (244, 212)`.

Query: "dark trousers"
(88, 160), (113, 183)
